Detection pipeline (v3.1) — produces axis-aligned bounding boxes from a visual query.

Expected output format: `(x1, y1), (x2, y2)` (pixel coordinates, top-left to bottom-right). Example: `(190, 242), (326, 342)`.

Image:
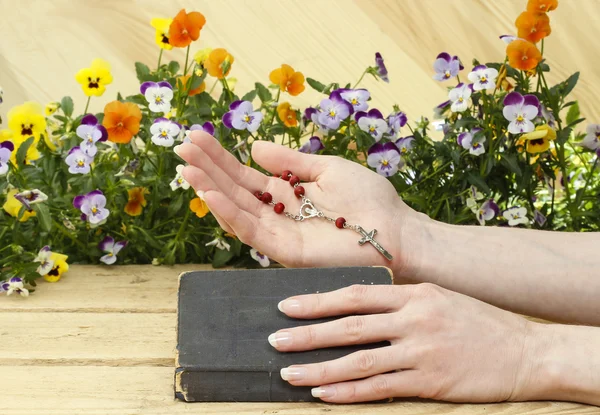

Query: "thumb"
(251, 140), (326, 181)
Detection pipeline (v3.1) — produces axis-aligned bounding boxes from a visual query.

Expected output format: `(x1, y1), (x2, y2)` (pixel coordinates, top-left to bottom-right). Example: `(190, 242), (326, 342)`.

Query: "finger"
(268, 314), (397, 352)
(251, 140), (327, 181)
(187, 131), (270, 190)
(278, 284), (408, 319)
(280, 346), (414, 387)
(311, 371), (423, 403)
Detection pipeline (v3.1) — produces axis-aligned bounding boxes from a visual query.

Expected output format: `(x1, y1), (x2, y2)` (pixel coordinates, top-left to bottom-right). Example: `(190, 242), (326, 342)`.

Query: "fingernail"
(311, 386), (336, 399)
(268, 331), (292, 348)
(278, 299), (301, 313)
(280, 367), (307, 381)
(196, 190), (205, 199)
(173, 144), (183, 157)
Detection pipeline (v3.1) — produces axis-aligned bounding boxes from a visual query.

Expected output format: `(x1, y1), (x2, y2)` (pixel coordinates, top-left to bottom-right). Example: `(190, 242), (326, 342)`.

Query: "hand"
(268, 283), (542, 404)
(177, 132), (427, 272)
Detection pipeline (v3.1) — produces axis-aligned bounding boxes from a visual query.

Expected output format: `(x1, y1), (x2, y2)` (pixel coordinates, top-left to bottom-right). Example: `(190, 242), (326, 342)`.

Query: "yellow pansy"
(190, 197), (209, 218)
(44, 118), (62, 152)
(45, 102), (59, 116)
(8, 102), (46, 142)
(44, 252), (69, 283)
(151, 18), (173, 50)
(75, 59), (113, 97)
(3, 189), (36, 222)
(194, 47), (212, 65)
(521, 124), (556, 154)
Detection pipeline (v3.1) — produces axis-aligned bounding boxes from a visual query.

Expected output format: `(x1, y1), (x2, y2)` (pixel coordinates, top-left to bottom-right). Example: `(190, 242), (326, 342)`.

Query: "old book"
(175, 267), (393, 402)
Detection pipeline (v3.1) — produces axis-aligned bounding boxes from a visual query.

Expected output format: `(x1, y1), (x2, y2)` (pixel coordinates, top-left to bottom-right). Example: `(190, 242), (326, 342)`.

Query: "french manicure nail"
(197, 190), (205, 199)
(280, 367), (307, 381)
(173, 144), (183, 157)
(311, 386), (336, 399)
(267, 331), (292, 348)
(278, 299), (301, 313)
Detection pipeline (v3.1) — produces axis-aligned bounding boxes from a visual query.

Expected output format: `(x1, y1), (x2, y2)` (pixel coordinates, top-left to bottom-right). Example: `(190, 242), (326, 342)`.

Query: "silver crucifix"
(354, 226), (394, 261)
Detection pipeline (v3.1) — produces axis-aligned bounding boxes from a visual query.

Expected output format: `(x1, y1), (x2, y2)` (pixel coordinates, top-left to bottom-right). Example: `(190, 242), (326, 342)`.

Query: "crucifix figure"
(355, 226), (394, 261)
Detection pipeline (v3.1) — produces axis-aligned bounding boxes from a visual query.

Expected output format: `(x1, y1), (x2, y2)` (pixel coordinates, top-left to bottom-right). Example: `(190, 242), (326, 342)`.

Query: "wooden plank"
(0, 265), (212, 313)
(0, 313), (176, 366)
(2, 366), (596, 415)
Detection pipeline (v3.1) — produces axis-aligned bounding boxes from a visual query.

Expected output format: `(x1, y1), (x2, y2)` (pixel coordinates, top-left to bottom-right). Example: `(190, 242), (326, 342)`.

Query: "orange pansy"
(205, 48), (234, 80)
(276, 102), (298, 127)
(515, 11), (551, 44)
(124, 187), (148, 217)
(102, 101), (142, 144)
(527, 0), (558, 13)
(506, 40), (542, 71)
(190, 197), (209, 218)
(269, 64), (305, 96)
(177, 75), (206, 96)
(168, 9), (206, 48)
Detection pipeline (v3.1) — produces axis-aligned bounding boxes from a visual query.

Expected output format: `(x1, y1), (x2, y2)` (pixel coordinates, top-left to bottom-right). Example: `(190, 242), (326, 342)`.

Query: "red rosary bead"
(274, 203), (285, 214)
(261, 192), (273, 204)
(281, 170), (292, 181)
(294, 186), (305, 198)
(253, 191), (263, 200)
(335, 217), (346, 229)
(289, 175), (300, 186)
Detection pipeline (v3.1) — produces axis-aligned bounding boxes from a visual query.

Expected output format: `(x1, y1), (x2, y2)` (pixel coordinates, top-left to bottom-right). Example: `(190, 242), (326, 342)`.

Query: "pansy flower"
(168, 9), (206, 48)
(375, 52), (389, 83)
(14, 189), (48, 210)
(449, 83), (472, 113)
(503, 92), (540, 134)
(521, 124), (556, 153)
(468, 65), (499, 91)
(194, 48), (212, 66)
(356, 109), (388, 141)
(506, 40), (542, 71)
(75, 58), (113, 97)
(503, 206), (529, 227)
(500, 35), (520, 44)
(388, 111), (408, 137)
(45, 102), (59, 116)
(206, 236), (231, 251)
(141, 81), (173, 113)
(124, 187), (148, 217)
(150, 118), (181, 147)
(516, 11), (551, 44)
(43, 251), (69, 283)
(170, 164), (190, 191)
(473, 200), (499, 226)
(395, 136), (415, 155)
(541, 106), (556, 128)
(433, 52), (462, 81)
(433, 100), (451, 119)
(102, 101), (142, 144)
(339, 89), (370, 112)
(8, 101), (46, 142)
(65, 146), (94, 174)
(299, 136), (324, 154)
(177, 75), (206, 97)
(77, 114), (108, 157)
(0, 141), (14, 175)
(205, 48), (234, 79)
(277, 102), (298, 127)
(99, 236), (128, 265)
(270, 64), (305, 96)
(73, 190), (110, 226)
(223, 101), (263, 133)
(458, 128), (486, 156)
(3, 189), (35, 222)
(250, 248), (270, 268)
(527, 0), (558, 12)
(367, 142), (403, 177)
(1, 277), (28, 297)
(184, 122), (215, 143)
(190, 197), (209, 218)
(34, 246), (54, 276)
(317, 92), (353, 130)
(304, 107), (330, 134)
(150, 18), (173, 50)
(579, 124), (600, 151)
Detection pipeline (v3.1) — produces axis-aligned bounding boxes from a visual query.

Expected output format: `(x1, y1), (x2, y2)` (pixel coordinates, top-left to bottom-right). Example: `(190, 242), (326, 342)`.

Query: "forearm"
(398, 214), (600, 325)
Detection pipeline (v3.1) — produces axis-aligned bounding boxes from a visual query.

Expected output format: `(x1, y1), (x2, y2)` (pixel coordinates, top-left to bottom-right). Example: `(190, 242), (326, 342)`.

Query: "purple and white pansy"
(433, 52), (462, 81)
(388, 111), (408, 137)
(76, 114), (108, 157)
(468, 65), (499, 91)
(367, 142), (403, 177)
(184, 122), (215, 143)
(34, 246), (54, 276)
(395, 136), (415, 155)
(1, 277), (29, 297)
(458, 128), (486, 156)
(475, 200), (499, 226)
(502, 92), (540, 134)
(73, 190), (110, 226)
(499, 35), (520, 44)
(375, 52), (389, 83)
(299, 136), (324, 154)
(205, 236), (231, 251)
(579, 124), (600, 151)
(223, 100), (263, 133)
(150, 118), (181, 147)
(541, 106), (556, 128)
(356, 109), (388, 141)
(65, 146), (94, 175)
(449, 83), (472, 113)
(170, 164), (190, 191)
(99, 236), (128, 265)
(339, 88), (370, 112)
(433, 101), (451, 119)
(317, 91), (354, 130)
(141, 81), (173, 113)
(0, 141), (14, 175)
(250, 248), (270, 268)
(503, 206), (529, 227)
(14, 189), (48, 210)
(304, 107), (330, 134)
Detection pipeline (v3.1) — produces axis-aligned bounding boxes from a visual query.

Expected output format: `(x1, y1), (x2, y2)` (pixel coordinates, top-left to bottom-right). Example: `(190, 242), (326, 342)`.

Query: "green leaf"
(125, 95), (148, 106)
(566, 101), (580, 126)
(499, 153), (522, 176)
(168, 61), (180, 74)
(190, 73), (206, 91)
(466, 172), (491, 194)
(255, 83), (272, 102)
(33, 203), (52, 232)
(269, 124), (285, 136)
(562, 72), (580, 97)
(556, 127), (572, 145)
(167, 193), (184, 217)
(60, 96), (74, 117)
(212, 248), (234, 268)
(306, 77), (327, 93)
(567, 117), (585, 129)
(241, 90), (257, 102)
(135, 62), (151, 82)
(15, 137), (35, 166)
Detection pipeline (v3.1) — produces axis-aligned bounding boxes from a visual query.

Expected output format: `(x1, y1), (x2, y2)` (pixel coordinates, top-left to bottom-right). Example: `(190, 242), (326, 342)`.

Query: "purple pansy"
(14, 189), (48, 210)
(433, 52), (462, 81)
(170, 164), (190, 191)
(503, 206), (529, 227)
(502, 92), (540, 134)
(356, 109), (388, 141)
(76, 114), (108, 157)
(184, 122), (215, 143)
(339, 89), (370, 112)
(458, 128), (486, 156)
(541, 106), (556, 128)
(141, 81), (173, 113)
(0, 141), (14, 175)
(449, 83), (472, 113)
(388, 111), (408, 137)
(65, 146), (94, 175)
(299, 136), (324, 154)
(580, 124), (600, 151)
(476, 200), (499, 226)
(367, 142), (403, 177)
(316, 91), (353, 130)
(99, 236), (128, 265)
(150, 118), (181, 147)
(468, 65), (499, 92)
(375, 52), (389, 83)
(73, 190), (110, 226)
(1, 277), (28, 297)
(223, 100), (263, 133)
(395, 136), (415, 155)
(250, 248), (270, 268)
(433, 101), (451, 119)
(304, 107), (329, 134)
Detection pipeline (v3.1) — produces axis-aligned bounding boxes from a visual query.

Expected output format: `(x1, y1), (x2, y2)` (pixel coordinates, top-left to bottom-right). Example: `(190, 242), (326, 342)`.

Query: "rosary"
(254, 170), (393, 261)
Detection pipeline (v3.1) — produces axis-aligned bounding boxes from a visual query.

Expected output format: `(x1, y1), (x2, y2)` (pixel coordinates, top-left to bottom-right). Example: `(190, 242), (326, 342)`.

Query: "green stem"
(183, 46), (191, 76)
(353, 69), (368, 88)
(157, 48), (164, 70)
(208, 80), (219, 95)
(175, 208), (191, 242)
(52, 220), (87, 250)
(83, 96), (91, 115)
(267, 89), (281, 133)
(401, 159), (453, 195)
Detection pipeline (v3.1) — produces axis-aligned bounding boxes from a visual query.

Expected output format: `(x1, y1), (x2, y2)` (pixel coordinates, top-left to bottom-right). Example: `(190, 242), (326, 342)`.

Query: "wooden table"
(1, 265), (596, 414)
